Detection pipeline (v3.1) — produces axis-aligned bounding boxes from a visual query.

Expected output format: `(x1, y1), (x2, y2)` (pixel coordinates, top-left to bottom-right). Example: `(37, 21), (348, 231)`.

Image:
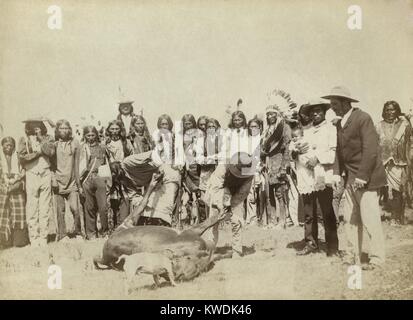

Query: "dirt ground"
(0, 208), (412, 300)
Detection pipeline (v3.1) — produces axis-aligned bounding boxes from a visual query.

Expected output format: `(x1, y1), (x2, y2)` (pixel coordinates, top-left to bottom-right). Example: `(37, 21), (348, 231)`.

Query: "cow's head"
(172, 256), (210, 281)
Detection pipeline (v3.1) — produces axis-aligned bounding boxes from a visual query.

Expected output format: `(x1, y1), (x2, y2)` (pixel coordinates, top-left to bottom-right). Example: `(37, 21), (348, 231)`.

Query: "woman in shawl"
(0, 137), (28, 248)
(261, 105), (293, 229)
(376, 101), (412, 225)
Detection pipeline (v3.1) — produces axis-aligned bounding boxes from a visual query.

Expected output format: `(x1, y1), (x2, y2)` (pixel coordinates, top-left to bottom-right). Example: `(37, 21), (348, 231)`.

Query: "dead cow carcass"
(93, 213), (224, 281)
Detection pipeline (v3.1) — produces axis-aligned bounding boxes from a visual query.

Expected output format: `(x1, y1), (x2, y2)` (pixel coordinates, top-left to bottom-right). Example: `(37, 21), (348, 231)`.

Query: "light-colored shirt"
(290, 120), (339, 194)
(107, 140), (124, 162)
(142, 164), (181, 224)
(311, 120), (337, 165)
(290, 126), (316, 194)
(123, 152), (181, 225)
(55, 139), (80, 193)
(121, 115), (132, 135)
(106, 139), (133, 163)
(226, 128), (249, 160)
(18, 135), (55, 174)
(195, 131), (226, 165)
(152, 129), (174, 165)
(182, 129), (204, 168)
(341, 107), (353, 127)
(204, 164), (253, 209)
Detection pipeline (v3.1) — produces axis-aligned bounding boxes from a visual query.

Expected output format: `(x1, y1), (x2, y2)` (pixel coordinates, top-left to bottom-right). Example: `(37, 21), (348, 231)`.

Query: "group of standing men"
(297, 87), (388, 269)
(1, 85), (412, 272)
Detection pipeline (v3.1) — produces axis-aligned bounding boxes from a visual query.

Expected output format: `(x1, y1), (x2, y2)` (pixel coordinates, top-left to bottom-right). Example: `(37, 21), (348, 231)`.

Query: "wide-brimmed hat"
(22, 117), (55, 127)
(118, 100), (134, 113)
(321, 86), (359, 103)
(118, 100), (134, 105)
(301, 98), (330, 115)
(228, 152), (255, 179)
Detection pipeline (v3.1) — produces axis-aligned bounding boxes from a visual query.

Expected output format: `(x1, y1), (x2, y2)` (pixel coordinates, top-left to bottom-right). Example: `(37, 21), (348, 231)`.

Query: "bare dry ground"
(0, 209), (412, 300)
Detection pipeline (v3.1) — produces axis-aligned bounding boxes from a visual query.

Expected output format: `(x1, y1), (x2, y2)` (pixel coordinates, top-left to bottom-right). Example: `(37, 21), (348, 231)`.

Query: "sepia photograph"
(0, 0), (412, 302)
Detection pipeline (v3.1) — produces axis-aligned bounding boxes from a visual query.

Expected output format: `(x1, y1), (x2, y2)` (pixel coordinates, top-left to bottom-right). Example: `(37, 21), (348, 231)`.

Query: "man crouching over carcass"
(95, 151), (220, 280)
(203, 152), (255, 258)
(109, 150), (181, 229)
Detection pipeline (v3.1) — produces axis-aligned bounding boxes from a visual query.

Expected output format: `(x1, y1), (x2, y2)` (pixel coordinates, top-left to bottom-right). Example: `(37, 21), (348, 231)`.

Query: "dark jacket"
(335, 108), (386, 190)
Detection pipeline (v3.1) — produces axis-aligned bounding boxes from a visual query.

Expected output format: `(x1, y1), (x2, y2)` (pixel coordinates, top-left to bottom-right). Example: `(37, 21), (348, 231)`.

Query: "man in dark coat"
(322, 86), (386, 270)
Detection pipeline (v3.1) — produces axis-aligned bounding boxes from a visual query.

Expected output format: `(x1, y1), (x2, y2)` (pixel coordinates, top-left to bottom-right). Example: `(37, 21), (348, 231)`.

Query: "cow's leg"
(123, 263), (137, 295)
(153, 274), (161, 287)
(166, 265), (177, 286)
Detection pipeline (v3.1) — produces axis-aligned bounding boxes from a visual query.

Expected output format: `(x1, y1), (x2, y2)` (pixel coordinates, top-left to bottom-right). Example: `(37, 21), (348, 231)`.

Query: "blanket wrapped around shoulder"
(261, 120), (286, 157)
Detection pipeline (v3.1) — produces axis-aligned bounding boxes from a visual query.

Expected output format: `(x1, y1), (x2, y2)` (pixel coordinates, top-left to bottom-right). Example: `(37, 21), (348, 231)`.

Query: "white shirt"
(340, 107), (353, 127)
(121, 115), (132, 134)
(290, 120), (339, 194)
(24, 136), (52, 174)
(226, 128), (249, 159)
(290, 126), (316, 194)
(152, 129), (174, 164)
(311, 120), (337, 165)
(106, 139), (125, 162)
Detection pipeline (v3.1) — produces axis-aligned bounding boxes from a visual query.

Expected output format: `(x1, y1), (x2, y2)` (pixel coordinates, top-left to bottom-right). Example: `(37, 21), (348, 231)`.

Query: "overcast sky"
(1, 0), (412, 138)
